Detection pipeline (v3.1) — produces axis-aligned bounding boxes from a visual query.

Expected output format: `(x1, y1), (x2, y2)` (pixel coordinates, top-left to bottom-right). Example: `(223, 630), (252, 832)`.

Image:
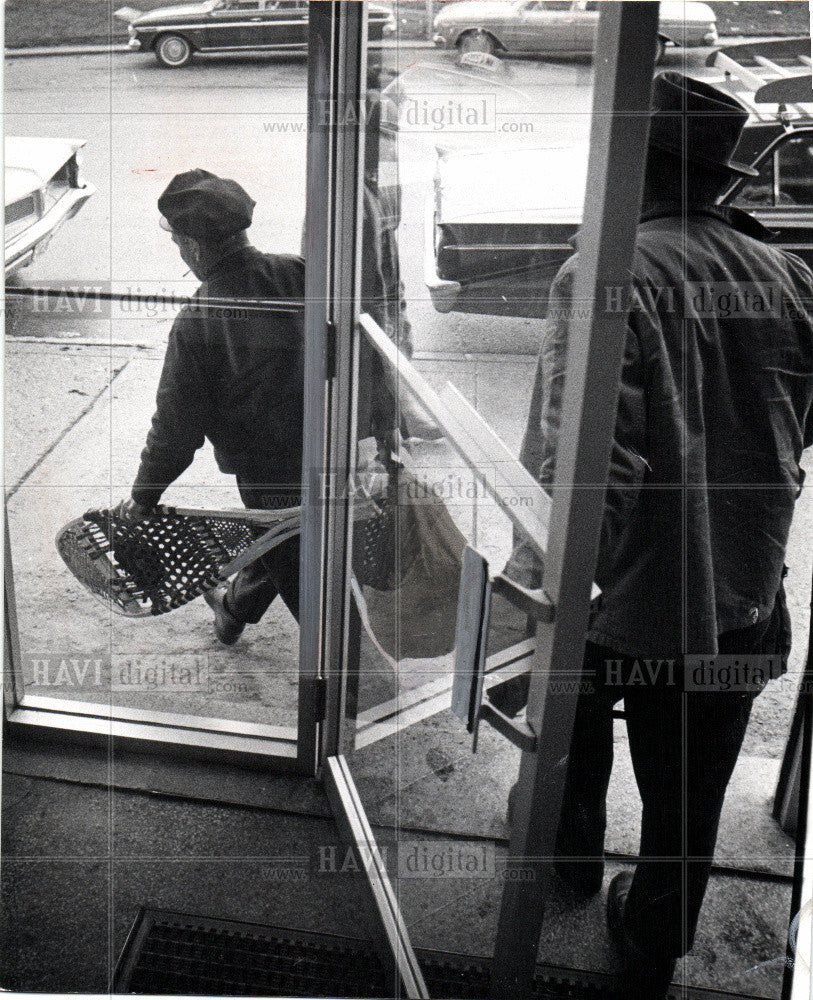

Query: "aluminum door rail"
(359, 311), (554, 569)
(4, 284), (305, 313)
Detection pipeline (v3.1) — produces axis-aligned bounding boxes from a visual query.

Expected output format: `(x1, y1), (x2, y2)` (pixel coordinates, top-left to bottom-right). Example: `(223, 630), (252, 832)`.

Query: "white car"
(5, 136), (96, 275)
(427, 128), (813, 318)
(432, 0), (718, 63)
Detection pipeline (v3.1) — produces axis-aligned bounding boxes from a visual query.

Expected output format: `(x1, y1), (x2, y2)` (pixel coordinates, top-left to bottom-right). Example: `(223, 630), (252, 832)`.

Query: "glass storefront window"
(4, 11), (316, 753)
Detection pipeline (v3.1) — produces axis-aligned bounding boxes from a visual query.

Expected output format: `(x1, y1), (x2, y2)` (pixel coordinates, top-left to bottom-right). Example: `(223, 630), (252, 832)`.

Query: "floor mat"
(113, 906), (768, 999)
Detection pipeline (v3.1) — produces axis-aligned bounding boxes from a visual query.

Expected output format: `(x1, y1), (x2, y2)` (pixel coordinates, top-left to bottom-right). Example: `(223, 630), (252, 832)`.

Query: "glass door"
(319, 4), (809, 998)
(3, 1), (331, 770)
(326, 0), (576, 761)
(315, 2), (573, 992)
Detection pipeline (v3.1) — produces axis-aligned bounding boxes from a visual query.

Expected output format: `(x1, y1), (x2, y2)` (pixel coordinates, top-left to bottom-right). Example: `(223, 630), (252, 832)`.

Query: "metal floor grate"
(113, 907), (766, 999)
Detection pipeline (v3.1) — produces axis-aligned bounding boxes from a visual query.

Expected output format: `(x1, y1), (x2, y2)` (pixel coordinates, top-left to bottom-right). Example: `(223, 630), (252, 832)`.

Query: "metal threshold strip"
(355, 639), (535, 749)
(4, 284), (305, 313)
(112, 905), (775, 999)
(6, 704), (299, 765)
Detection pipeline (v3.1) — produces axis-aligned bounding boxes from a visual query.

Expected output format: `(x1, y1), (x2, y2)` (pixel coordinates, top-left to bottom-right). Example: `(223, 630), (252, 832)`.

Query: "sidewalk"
(4, 43), (130, 57)
(5, 338), (299, 728)
(3, 333), (804, 995)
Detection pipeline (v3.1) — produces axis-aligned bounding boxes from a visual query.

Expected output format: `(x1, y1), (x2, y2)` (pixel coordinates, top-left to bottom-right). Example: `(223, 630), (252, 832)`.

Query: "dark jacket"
(132, 245), (305, 509)
(508, 206), (813, 657)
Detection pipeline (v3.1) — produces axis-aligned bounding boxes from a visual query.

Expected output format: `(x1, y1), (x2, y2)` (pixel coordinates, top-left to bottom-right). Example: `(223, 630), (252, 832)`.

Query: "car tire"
(655, 37), (667, 64)
(155, 34), (193, 68)
(457, 30), (496, 57)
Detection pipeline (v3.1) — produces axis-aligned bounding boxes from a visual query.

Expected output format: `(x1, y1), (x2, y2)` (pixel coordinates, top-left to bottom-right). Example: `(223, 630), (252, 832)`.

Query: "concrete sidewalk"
(3, 333), (805, 995)
(4, 338), (299, 728)
(4, 43), (130, 57)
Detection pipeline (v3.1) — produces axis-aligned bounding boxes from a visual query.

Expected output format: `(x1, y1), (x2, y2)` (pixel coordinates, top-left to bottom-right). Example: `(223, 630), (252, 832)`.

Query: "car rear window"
(777, 135), (813, 205)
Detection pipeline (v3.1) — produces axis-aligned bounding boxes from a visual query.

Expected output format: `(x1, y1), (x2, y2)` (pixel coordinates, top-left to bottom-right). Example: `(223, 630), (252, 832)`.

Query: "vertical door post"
(299, 0), (337, 771)
(490, 4), (659, 994)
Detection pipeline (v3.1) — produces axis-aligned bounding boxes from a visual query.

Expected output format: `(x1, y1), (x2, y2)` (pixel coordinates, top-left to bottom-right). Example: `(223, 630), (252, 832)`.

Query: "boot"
(606, 871), (677, 1000)
(204, 586), (245, 646)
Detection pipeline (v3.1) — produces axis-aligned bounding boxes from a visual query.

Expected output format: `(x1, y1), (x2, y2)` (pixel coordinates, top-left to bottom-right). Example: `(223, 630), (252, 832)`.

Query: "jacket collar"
(200, 232), (253, 280)
(569, 202), (775, 249)
(639, 201), (775, 241)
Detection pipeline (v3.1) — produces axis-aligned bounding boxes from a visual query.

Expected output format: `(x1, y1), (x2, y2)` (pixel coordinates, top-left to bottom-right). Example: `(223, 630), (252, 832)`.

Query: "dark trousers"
(559, 599), (787, 962)
(224, 478), (301, 625)
(225, 537), (300, 624)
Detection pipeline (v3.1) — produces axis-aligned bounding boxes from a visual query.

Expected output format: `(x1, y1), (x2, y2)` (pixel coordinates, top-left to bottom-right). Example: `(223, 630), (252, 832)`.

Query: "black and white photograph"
(2, 1), (813, 998)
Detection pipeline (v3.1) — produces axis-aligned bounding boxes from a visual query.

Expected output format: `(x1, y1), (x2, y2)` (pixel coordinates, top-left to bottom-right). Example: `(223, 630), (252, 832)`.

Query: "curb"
(4, 34), (792, 59)
(5, 43), (130, 57)
(4, 38), (435, 58)
(7, 336), (158, 349)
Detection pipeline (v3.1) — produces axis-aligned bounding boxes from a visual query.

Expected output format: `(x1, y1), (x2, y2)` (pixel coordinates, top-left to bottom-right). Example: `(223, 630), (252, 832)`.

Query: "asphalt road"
(5, 44), (713, 351)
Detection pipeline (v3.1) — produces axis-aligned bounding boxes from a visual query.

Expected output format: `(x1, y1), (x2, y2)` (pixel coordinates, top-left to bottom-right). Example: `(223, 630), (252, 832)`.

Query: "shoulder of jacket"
(551, 253), (579, 294)
(258, 250), (304, 268)
(779, 247), (813, 289)
(261, 252), (306, 294)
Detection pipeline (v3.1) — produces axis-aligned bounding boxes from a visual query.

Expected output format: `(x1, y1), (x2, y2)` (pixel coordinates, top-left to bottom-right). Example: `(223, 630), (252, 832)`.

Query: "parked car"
(5, 137), (96, 276)
(426, 120), (813, 318)
(116, 0), (394, 68)
(432, 0), (718, 63)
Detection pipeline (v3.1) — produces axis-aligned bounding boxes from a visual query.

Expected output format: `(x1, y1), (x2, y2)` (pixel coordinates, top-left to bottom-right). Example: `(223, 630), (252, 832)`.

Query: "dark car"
(116, 0), (394, 67)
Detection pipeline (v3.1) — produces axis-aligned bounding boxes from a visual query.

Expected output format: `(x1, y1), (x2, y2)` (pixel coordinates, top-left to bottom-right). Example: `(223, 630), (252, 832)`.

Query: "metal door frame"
(489, 5), (659, 992)
(305, 4), (430, 993)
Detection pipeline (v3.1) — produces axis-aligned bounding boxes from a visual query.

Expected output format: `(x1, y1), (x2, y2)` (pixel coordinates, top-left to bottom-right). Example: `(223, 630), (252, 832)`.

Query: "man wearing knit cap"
(506, 73), (813, 997)
(117, 168), (305, 642)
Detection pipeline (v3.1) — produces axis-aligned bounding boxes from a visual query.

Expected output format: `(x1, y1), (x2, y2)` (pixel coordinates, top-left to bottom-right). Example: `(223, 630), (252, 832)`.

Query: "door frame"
(315, 4), (675, 997)
(307, 4), (429, 993)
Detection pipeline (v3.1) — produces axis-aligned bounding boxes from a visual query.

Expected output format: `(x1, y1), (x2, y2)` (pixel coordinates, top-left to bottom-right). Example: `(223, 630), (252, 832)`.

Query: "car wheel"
(654, 37), (667, 64)
(458, 30), (496, 57)
(155, 34), (193, 68)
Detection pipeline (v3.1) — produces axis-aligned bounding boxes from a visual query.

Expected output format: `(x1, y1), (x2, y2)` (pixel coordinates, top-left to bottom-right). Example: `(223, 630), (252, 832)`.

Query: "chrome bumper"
(127, 36), (142, 51)
(424, 192), (460, 314)
(5, 183), (97, 275)
(432, 34), (448, 48)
